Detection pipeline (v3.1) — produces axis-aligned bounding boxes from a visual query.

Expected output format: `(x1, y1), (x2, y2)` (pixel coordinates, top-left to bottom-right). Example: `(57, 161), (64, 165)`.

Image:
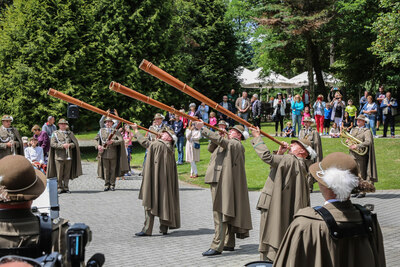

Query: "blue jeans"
(366, 115), (376, 135)
(292, 114), (302, 136)
(238, 112), (249, 131)
(176, 136), (184, 163)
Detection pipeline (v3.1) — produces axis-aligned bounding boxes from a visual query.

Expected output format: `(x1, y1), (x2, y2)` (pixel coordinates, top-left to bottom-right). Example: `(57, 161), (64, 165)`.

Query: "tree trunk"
(330, 37), (335, 66)
(306, 34), (314, 100)
(308, 35), (326, 98)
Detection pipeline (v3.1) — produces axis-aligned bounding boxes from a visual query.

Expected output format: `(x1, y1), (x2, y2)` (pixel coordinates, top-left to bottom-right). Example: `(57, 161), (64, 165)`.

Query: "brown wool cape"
(299, 127), (323, 162)
(47, 131), (82, 179)
(350, 127), (378, 182)
(274, 201), (386, 267)
(251, 136), (310, 259)
(136, 132), (180, 229)
(202, 128), (252, 237)
(96, 131), (129, 179)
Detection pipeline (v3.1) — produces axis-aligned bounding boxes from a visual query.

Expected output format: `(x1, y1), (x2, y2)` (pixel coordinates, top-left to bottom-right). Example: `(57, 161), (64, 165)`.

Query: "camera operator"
(0, 155), (69, 265)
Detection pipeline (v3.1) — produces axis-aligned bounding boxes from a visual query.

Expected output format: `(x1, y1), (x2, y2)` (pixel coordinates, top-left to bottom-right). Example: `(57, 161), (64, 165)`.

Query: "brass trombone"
(340, 131), (368, 156)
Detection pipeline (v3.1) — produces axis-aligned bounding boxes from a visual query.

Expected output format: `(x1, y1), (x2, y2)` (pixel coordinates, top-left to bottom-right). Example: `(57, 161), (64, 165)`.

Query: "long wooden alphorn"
(139, 59), (284, 146)
(47, 89), (159, 136)
(109, 81), (224, 133)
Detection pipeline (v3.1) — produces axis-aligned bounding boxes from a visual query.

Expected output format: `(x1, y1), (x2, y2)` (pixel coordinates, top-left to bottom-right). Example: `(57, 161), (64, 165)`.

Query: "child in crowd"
(329, 122), (340, 138)
(209, 111), (217, 131)
(323, 103), (332, 135)
(301, 106), (311, 126)
(345, 99), (357, 123)
(341, 111), (353, 133)
(283, 121), (295, 137)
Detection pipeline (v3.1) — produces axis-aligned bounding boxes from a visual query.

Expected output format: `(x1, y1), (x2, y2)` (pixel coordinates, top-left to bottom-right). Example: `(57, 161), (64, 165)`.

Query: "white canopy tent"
(287, 71), (342, 87)
(237, 67), (292, 89)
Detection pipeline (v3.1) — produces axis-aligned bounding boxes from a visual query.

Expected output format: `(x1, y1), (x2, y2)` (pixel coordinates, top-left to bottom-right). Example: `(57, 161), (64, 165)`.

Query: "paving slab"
(59, 162), (400, 266)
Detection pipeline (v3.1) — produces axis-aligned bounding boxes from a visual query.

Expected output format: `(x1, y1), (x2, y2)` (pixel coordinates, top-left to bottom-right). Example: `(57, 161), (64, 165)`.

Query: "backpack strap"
(313, 206), (343, 239)
(313, 205), (370, 239)
(37, 213), (53, 255)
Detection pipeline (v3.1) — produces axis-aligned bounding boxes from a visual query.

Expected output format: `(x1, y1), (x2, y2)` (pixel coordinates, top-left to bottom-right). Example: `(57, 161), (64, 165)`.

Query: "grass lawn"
(77, 122), (400, 191)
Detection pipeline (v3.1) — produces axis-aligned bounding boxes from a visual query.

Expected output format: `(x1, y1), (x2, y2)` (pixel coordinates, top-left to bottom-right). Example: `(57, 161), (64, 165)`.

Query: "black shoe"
(104, 186), (110, 191)
(110, 186), (115, 191)
(135, 231), (151, 237)
(223, 246), (235, 251)
(58, 189), (63, 194)
(357, 193), (366, 198)
(202, 249), (221, 256)
(351, 193), (359, 198)
(65, 190), (71, 194)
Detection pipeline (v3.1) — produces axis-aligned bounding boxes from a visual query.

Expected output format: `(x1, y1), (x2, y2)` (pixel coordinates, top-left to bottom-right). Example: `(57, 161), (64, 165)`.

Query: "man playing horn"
(95, 117), (128, 191)
(274, 152), (385, 267)
(195, 121), (252, 256)
(347, 114), (378, 198)
(0, 115), (24, 159)
(298, 116), (323, 192)
(132, 124), (180, 236)
(47, 119), (82, 194)
(250, 126), (316, 262)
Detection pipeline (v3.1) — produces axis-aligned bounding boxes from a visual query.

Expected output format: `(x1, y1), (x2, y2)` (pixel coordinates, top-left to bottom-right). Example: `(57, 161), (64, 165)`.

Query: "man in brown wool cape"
(194, 121), (252, 256)
(274, 152), (386, 267)
(250, 126), (317, 262)
(131, 123), (180, 236)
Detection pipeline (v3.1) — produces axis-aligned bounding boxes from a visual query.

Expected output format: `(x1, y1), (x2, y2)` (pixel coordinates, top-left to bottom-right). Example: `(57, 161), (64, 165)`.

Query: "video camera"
(0, 223), (104, 267)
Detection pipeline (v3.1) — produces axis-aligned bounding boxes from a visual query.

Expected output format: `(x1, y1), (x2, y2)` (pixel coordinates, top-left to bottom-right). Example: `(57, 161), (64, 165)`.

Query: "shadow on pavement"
(366, 194), (400, 199)
(69, 189), (139, 194)
(179, 188), (205, 191)
(209, 244), (259, 258)
(165, 228), (214, 237)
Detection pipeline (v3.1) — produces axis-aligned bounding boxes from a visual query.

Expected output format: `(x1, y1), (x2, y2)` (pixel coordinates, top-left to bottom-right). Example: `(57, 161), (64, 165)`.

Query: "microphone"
(86, 253), (105, 267)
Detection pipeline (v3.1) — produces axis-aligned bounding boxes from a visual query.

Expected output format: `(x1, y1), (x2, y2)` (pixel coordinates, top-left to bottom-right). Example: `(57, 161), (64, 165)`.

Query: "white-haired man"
(251, 94), (262, 128)
(132, 124), (180, 236)
(274, 152), (386, 267)
(250, 126), (316, 261)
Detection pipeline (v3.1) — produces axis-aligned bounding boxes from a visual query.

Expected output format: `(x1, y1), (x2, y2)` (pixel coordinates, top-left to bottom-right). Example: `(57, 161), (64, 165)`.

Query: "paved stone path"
(59, 162), (400, 266)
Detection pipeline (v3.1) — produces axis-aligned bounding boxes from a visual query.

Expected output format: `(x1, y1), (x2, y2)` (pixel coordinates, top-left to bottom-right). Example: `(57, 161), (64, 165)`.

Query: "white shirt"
(25, 146), (44, 164)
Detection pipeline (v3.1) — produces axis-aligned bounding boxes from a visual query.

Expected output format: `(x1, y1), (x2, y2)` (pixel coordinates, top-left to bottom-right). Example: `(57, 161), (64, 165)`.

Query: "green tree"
(370, 0), (400, 67)
(253, 0), (335, 98)
(175, 0), (240, 103)
(0, 0), (183, 133)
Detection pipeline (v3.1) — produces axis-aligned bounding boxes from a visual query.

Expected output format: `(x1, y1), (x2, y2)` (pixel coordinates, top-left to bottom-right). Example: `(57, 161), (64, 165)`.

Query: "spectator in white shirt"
(25, 137), (44, 164)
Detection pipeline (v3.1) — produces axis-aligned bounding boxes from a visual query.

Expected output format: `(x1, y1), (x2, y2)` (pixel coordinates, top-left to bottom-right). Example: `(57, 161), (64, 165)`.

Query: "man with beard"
(195, 121), (252, 256)
(250, 126), (316, 262)
(132, 124), (180, 236)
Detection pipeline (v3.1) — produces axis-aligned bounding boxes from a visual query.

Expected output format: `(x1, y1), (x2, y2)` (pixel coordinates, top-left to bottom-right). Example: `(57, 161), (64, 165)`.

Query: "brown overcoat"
(274, 201), (386, 267)
(0, 126), (24, 158)
(47, 130), (82, 179)
(251, 136), (310, 260)
(349, 127), (378, 182)
(299, 127), (323, 162)
(95, 130), (129, 179)
(201, 128), (252, 237)
(136, 132), (180, 229)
